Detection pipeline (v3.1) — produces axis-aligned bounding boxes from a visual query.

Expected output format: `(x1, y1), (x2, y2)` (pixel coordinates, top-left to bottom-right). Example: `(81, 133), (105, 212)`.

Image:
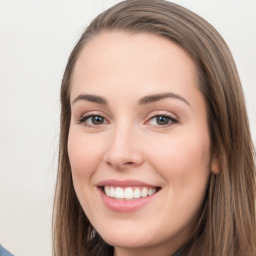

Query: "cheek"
(67, 130), (103, 177)
(148, 128), (211, 199)
(67, 130), (104, 213)
(152, 126), (210, 174)
(151, 131), (211, 228)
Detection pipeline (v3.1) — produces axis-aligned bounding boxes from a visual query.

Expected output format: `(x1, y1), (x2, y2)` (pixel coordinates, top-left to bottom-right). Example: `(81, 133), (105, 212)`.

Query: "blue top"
(0, 244), (14, 256)
(0, 242), (182, 256)
(173, 246), (184, 256)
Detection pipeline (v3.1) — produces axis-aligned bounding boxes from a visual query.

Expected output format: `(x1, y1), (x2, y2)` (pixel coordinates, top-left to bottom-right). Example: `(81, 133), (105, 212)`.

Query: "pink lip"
(97, 179), (160, 213)
(99, 189), (159, 212)
(97, 179), (157, 188)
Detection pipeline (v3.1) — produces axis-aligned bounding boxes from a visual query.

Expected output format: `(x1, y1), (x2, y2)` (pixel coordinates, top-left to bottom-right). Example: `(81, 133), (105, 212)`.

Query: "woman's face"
(68, 31), (214, 255)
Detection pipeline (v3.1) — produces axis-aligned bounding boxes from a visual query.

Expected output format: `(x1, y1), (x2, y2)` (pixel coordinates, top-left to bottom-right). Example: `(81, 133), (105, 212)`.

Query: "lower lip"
(99, 188), (159, 212)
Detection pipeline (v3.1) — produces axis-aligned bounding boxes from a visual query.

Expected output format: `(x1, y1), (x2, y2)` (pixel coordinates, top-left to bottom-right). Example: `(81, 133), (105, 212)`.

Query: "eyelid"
(144, 110), (178, 127)
(77, 111), (110, 127)
(78, 110), (109, 120)
(145, 110), (178, 120)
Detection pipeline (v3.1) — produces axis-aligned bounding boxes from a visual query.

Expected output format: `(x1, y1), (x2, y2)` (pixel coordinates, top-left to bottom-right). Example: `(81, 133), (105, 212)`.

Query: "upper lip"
(97, 179), (159, 188)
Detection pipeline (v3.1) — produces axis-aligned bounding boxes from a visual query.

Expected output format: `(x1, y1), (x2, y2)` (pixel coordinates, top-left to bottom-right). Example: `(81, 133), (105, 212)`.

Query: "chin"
(99, 228), (154, 248)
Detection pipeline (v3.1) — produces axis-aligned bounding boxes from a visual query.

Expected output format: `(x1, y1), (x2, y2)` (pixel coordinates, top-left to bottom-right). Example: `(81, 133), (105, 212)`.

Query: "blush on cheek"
(152, 134), (210, 181)
(68, 132), (104, 178)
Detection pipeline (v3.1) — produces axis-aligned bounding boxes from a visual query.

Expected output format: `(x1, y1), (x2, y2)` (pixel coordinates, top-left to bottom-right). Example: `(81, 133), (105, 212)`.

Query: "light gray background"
(0, 1), (255, 255)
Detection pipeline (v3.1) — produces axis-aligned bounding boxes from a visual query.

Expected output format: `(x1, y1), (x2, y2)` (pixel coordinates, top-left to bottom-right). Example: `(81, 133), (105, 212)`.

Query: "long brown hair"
(53, 0), (256, 255)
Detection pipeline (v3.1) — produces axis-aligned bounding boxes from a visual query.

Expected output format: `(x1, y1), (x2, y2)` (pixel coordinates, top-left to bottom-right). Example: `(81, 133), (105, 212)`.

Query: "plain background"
(0, 0), (255, 255)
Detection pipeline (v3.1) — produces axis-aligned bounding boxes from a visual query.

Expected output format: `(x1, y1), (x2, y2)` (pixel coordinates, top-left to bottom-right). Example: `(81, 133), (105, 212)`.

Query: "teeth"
(105, 186), (110, 196)
(141, 187), (148, 198)
(104, 186), (157, 200)
(124, 187), (133, 199)
(110, 187), (115, 197)
(115, 187), (124, 199)
(149, 188), (155, 195)
(134, 188), (141, 199)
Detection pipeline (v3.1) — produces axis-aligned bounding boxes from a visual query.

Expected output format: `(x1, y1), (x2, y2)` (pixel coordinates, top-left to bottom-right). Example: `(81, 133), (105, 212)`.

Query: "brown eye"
(148, 115), (177, 127)
(91, 116), (105, 125)
(156, 116), (171, 125)
(79, 115), (107, 126)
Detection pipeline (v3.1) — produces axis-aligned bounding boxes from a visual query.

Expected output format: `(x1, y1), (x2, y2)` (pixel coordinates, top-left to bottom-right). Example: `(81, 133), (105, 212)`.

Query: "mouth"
(100, 186), (160, 200)
(97, 180), (161, 212)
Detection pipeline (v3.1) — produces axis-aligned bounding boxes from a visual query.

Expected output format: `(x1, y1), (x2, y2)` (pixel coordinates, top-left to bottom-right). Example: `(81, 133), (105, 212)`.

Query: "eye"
(147, 114), (178, 127)
(78, 115), (108, 127)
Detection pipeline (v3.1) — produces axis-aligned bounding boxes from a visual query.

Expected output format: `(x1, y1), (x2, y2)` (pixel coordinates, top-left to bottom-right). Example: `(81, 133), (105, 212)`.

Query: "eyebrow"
(72, 94), (107, 105)
(72, 92), (190, 106)
(138, 92), (190, 106)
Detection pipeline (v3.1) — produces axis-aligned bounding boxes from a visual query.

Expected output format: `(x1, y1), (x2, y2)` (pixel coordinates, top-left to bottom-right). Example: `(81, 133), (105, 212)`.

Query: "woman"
(53, 0), (256, 255)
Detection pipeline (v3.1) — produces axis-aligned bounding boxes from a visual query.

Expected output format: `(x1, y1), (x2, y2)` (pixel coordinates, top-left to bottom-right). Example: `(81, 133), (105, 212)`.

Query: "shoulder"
(173, 246), (185, 256)
(0, 244), (14, 256)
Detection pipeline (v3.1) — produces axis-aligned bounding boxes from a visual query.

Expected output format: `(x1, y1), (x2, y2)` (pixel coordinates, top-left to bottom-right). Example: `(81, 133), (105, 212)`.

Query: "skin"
(68, 31), (216, 256)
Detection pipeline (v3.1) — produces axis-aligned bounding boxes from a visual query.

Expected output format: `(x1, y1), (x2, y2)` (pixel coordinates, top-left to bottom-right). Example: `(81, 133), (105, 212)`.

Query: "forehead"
(70, 31), (199, 101)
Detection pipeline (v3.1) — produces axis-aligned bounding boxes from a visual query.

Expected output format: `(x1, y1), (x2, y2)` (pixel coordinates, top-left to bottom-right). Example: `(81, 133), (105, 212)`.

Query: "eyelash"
(78, 114), (108, 128)
(146, 113), (178, 127)
(78, 112), (178, 128)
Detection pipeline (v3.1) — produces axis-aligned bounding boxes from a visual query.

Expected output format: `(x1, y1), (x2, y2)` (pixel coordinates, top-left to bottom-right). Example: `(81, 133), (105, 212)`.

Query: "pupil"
(157, 116), (169, 125)
(92, 116), (104, 125)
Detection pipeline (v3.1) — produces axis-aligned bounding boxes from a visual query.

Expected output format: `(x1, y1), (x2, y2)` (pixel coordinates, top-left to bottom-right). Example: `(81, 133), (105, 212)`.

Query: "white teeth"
(124, 187), (133, 199)
(103, 186), (157, 200)
(105, 186), (110, 196)
(133, 188), (141, 199)
(149, 188), (156, 195)
(141, 187), (148, 197)
(110, 187), (115, 197)
(115, 187), (124, 199)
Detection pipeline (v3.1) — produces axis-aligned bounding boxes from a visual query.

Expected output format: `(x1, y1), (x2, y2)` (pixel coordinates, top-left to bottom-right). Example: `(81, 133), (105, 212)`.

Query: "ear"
(211, 155), (220, 174)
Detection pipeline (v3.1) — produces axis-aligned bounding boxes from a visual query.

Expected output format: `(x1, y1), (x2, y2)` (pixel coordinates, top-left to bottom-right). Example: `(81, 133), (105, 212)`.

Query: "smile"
(97, 180), (161, 212)
(103, 186), (157, 200)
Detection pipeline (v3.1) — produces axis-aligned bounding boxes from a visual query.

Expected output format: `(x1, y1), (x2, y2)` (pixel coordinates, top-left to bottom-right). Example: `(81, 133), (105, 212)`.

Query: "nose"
(103, 124), (144, 170)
